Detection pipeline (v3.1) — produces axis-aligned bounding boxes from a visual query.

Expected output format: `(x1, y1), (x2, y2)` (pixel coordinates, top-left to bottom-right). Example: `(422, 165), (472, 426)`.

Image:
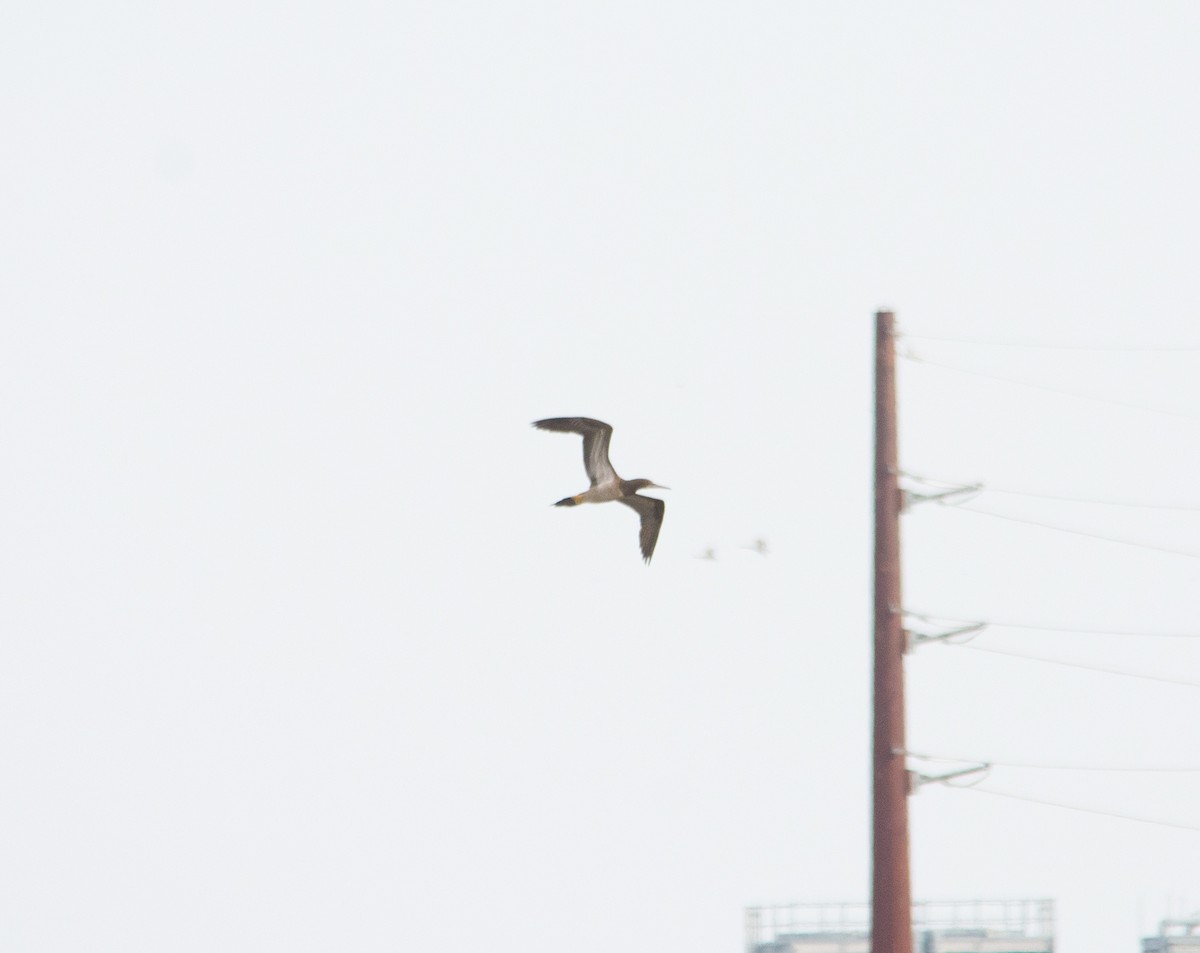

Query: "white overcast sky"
(3, 3), (1199, 952)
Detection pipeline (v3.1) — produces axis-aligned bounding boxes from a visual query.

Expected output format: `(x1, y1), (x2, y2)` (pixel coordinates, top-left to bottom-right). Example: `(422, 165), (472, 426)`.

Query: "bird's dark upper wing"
(617, 494), (665, 564)
(532, 417), (616, 486)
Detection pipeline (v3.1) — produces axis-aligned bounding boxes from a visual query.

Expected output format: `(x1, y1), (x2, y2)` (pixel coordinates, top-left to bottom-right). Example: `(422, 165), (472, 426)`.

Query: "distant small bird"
(533, 417), (668, 563)
(745, 538), (769, 556)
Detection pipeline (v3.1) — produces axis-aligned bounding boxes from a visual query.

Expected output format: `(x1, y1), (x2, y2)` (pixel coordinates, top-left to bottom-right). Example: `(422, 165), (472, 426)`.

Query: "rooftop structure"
(745, 899), (1055, 953)
(1144, 916), (1200, 953)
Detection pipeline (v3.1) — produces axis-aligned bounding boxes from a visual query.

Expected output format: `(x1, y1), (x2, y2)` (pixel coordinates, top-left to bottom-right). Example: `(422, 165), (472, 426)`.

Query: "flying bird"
(533, 417), (668, 563)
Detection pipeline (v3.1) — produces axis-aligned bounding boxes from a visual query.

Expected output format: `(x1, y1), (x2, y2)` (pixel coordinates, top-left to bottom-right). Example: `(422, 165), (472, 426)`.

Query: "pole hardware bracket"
(901, 483), (983, 512)
(909, 762), (991, 791)
(905, 622), (987, 652)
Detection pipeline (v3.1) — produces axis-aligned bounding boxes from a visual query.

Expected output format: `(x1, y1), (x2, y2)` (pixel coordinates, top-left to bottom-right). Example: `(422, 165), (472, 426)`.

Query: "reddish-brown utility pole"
(871, 310), (913, 953)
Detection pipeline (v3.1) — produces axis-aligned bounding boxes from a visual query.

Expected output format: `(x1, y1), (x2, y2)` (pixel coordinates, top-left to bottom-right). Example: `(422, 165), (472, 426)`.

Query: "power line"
(950, 503), (1200, 561)
(981, 485), (1200, 512)
(952, 642), (1200, 690)
(899, 332), (1200, 353)
(903, 749), (1200, 773)
(904, 475), (1200, 557)
(955, 785), (1200, 833)
(902, 470), (1200, 513)
(904, 609), (1200, 640)
(893, 321), (1200, 841)
(900, 351), (1200, 422)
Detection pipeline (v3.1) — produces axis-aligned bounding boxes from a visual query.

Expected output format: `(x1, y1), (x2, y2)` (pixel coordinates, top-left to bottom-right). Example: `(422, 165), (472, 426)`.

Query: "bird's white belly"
(581, 482), (623, 503)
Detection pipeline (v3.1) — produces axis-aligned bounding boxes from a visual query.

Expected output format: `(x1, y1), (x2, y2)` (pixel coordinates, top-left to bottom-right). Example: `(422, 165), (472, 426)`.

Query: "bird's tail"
(554, 496), (580, 507)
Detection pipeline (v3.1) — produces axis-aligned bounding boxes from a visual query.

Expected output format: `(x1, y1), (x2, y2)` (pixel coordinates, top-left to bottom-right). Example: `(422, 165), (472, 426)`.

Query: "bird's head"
(628, 478), (669, 493)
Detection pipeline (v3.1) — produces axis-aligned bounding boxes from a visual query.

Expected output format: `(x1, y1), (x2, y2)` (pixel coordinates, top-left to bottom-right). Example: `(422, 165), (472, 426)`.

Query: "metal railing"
(745, 898), (1054, 953)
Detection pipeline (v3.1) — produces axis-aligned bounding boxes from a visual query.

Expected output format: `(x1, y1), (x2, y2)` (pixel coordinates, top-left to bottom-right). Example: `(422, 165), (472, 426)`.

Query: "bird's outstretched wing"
(618, 494), (665, 563)
(532, 417), (617, 486)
